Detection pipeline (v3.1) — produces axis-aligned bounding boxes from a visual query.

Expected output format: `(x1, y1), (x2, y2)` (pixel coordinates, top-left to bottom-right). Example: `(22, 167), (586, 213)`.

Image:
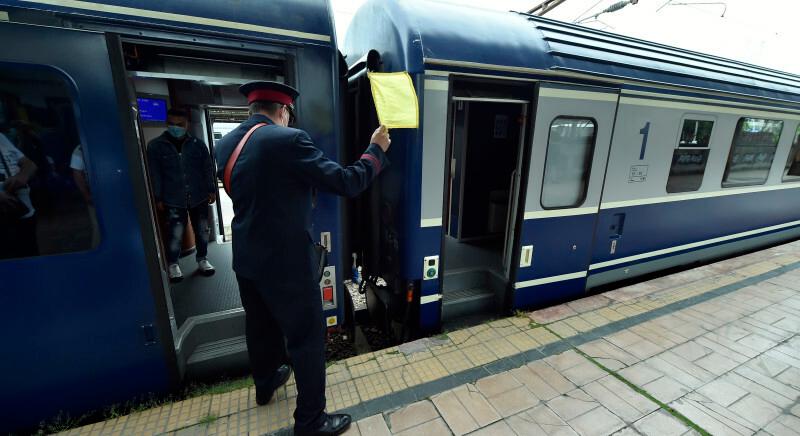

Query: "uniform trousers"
(236, 275), (327, 429)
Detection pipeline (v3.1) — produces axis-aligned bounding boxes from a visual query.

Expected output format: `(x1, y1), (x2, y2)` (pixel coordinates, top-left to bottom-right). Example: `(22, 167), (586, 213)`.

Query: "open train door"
(513, 83), (620, 309)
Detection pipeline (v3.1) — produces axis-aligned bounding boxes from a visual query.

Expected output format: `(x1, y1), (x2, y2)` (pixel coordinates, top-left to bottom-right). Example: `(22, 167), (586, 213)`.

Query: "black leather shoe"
(255, 364), (292, 406)
(294, 413), (352, 436)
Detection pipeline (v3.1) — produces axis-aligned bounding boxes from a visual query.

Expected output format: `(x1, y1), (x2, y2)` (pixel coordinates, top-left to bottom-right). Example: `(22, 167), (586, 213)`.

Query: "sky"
(331, 0), (800, 75)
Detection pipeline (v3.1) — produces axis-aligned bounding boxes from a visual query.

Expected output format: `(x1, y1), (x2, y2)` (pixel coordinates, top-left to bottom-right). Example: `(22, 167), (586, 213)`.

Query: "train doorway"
(120, 40), (287, 377)
(441, 96), (529, 325)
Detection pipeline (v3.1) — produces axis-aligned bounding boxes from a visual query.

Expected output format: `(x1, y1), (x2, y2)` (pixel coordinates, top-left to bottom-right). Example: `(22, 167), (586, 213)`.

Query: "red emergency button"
(322, 286), (334, 302)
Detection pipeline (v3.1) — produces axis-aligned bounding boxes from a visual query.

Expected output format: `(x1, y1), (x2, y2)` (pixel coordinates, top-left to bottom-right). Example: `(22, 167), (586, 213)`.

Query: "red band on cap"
(247, 89), (293, 105)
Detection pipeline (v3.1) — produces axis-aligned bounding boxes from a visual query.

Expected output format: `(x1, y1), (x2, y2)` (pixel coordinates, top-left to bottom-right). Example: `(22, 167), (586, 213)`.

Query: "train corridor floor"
(62, 241), (800, 436)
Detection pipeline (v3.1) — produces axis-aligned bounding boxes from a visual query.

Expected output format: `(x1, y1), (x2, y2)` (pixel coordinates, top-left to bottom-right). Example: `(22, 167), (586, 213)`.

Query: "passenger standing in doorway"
(215, 81), (390, 436)
(147, 108), (217, 282)
(0, 132), (38, 260)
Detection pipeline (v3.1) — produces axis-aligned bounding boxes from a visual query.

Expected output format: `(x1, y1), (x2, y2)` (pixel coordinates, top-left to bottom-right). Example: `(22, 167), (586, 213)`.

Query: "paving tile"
(642, 375), (691, 403)
(764, 414), (800, 436)
(491, 385), (541, 417)
(354, 414), (390, 436)
(724, 372), (796, 409)
(506, 404), (578, 436)
(431, 389), (479, 435)
(530, 305), (578, 324)
(737, 333), (779, 354)
(693, 352), (740, 377)
(734, 366), (800, 401)
(671, 341), (713, 362)
(528, 327), (561, 345)
(776, 366), (800, 390)
(388, 400), (440, 434)
(506, 331), (540, 353)
(578, 339), (640, 369)
(625, 340), (666, 361)
(462, 343), (498, 367)
(561, 361), (607, 387)
(695, 335), (755, 362)
(547, 389), (600, 421)
(354, 371), (392, 401)
(728, 394), (783, 428)
(470, 419), (517, 436)
(527, 360), (577, 395)
(695, 379), (748, 408)
(510, 365), (560, 401)
(618, 362), (664, 386)
(669, 395), (753, 436)
(392, 417), (451, 436)
(342, 420), (362, 436)
(452, 384), (502, 427)
(545, 350), (587, 372)
(568, 406), (626, 436)
(436, 348), (474, 375)
(485, 337), (521, 360)
(476, 372), (524, 398)
(550, 320), (580, 338)
(633, 410), (689, 436)
(611, 427), (641, 436)
(583, 375), (658, 422)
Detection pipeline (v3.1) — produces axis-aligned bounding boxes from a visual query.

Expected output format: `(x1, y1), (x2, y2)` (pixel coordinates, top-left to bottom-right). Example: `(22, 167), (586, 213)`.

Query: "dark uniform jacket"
(215, 114), (389, 289)
(147, 132), (215, 208)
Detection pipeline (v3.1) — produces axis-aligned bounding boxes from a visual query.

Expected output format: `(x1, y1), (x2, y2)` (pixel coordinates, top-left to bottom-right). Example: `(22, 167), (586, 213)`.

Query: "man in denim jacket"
(147, 108), (216, 282)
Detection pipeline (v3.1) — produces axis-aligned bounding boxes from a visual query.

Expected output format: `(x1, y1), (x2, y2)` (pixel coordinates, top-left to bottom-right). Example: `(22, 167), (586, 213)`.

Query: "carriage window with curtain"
(782, 125), (800, 182)
(666, 118), (714, 193)
(0, 64), (99, 261)
(722, 117), (783, 187)
(541, 117), (596, 208)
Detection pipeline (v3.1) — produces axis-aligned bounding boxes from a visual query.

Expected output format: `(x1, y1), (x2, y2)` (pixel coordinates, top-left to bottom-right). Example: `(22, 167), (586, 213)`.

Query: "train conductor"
(215, 81), (390, 436)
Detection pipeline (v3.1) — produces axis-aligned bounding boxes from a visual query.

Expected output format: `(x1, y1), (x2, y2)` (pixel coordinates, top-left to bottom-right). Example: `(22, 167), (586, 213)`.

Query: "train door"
(117, 40), (287, 377)
(0, 23), (176, 430)
(440, 81), (534, 325)
(513, 83), (619, 308)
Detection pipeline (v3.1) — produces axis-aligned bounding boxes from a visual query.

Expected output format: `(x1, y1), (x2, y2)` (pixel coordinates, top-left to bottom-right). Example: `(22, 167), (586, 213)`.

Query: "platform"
(60, 240), (800, 435)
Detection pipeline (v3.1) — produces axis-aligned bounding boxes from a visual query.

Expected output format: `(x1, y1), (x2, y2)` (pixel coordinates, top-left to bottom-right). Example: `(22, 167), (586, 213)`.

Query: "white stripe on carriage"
(514, 271), (588, 289)
(421, 217), (443, 227)
(420, 294), (443, 304)
(601, 183), (800, 210)
(589, 218), (800, 270)
(524, 207), (599, 220)
(424, 79), (449, 91)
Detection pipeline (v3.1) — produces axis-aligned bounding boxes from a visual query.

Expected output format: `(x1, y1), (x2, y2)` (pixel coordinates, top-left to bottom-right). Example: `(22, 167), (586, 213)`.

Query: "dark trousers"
(236, 275), (327, 429)
(165, 203), (209, 264)
(0, 215), (38, 260)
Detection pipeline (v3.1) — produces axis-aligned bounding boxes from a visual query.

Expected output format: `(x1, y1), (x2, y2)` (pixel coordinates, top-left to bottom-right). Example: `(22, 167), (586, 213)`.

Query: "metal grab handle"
(502, 169), (517, 268)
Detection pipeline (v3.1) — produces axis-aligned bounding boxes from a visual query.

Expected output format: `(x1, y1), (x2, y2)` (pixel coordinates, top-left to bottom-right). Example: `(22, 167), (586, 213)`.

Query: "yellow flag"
(367, 71), (419, 129)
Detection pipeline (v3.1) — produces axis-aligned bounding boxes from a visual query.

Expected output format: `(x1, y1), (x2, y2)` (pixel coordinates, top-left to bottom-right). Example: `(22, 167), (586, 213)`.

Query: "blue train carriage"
(344, 0), (800, 335)
(0, 0), (347, 431)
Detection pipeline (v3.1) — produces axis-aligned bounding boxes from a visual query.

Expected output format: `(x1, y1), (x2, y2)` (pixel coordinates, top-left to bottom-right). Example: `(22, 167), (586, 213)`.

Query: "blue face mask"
(167, 125), (186, 139)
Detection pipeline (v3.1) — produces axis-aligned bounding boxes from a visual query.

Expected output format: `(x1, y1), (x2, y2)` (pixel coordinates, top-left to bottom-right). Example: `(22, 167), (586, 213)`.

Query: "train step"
(185, 335), (250, 379)
(443, 267), (505, 293)
(441, 287), (496, 323)
(178, 309), (247, 379)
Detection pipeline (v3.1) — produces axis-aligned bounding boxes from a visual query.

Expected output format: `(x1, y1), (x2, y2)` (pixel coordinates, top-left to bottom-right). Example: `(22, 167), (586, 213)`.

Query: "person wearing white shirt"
(70, 145), (100, 248)
(0, 132), (38, 259)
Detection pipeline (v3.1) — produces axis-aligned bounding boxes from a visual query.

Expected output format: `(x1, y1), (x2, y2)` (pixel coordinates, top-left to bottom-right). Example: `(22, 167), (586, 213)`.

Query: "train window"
(541, 117), (597, 209)
(667, 118), (714, 193)
(782, 125), (800, 182)
(0, 64), (99, 261)
(722, 117), (784, 187)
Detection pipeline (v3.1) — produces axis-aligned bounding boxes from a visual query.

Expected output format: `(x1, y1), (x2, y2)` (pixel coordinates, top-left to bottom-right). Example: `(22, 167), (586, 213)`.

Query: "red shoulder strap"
(223, 123), (267, 195)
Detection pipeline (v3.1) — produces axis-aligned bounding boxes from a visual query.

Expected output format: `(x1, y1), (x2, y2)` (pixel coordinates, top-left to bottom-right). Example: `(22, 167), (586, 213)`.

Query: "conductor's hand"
(370, 125), (391, 153)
